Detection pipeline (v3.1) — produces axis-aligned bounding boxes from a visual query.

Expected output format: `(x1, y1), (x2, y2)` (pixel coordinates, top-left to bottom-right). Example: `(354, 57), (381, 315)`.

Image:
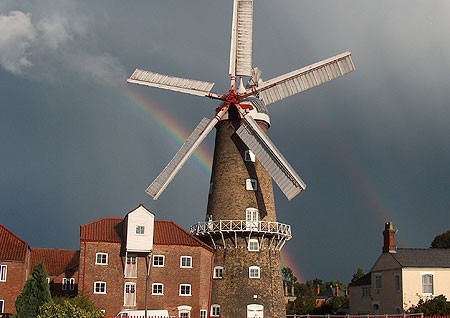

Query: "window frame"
(135, 225), (145, 235)
(180, 256), (192, 268)
(246, 178), (258, 191)
(213, 266), (223, 279)
(394, 274), (401, 292)
(95, 253), (108, 265)
(153, 255), (165, 267)
(179, 284), (192, 296)
(422, 273), (434, 295)
(94, 281), (107, 294)
(248, 238), (260, 251)
(152, 283), (164, 295)
(245, 150), (256, 162)
(200, 310), (208, 318)
(211, 304), (220, 317)
(249, 266), (261, 279)
(0, 265), (7, 282)
(124, 282), (136, 306)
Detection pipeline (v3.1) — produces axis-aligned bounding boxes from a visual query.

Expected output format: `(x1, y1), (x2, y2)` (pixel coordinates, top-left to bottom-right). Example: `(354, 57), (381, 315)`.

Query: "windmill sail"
(128, 69), (215, 97)
(229, 0), (253, 77)
(147, 116), (218, 199)
(236, 114), (306, 200)
(251, 52), (355, 106)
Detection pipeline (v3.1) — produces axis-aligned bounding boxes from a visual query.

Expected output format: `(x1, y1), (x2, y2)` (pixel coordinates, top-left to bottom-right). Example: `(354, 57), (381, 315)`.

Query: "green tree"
(53, 295), (98, 313)
(351, 268), (365, 282)
(37, 300), (104, 318)
(15, 261), (52, 318)
(431, 230), (450, 248)
(407, 294), (450, 315)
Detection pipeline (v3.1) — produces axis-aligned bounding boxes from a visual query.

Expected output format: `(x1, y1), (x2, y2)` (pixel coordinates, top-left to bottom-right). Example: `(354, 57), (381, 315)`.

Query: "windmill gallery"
(126, 0), (355, 317)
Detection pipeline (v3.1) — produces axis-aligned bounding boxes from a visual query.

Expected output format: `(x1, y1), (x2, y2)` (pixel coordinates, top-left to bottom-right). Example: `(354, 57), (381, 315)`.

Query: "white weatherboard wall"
(402, 268), (450, 310)
(125, 206), (154, 252)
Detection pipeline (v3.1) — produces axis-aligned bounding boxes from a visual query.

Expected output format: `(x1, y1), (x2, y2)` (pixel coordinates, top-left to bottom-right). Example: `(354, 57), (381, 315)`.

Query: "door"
(124, 283), (136, 306)
(245, 208), (259, 230)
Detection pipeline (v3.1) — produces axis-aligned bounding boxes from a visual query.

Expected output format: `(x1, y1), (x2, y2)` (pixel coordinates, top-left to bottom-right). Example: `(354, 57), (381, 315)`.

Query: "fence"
(286, 315), (449, 318)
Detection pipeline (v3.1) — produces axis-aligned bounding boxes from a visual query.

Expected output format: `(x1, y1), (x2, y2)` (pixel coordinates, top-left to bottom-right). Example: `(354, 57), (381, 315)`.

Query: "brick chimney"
(382, 221), (396, 253)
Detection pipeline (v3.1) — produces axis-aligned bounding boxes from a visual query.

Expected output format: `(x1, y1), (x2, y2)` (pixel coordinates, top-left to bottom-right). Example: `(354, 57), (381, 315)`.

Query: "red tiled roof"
(0, 224), (29, 261)
(30, 248), (79, 276)
(80, 217), (212, 250)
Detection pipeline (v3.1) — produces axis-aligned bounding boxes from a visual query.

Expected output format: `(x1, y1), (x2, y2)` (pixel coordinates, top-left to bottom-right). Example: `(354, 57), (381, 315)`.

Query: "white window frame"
(211, 304), (220, 317)
(62, 278), (67, 290)
(95, 253), (108, 265)
(153, 255), (165, 267)
(124, 282), (136, 306)
(245, 150), (255, 162)
(62, 277), (75, 291)
(213, 266), (223, 279)
(200, 310), (207, 318)
(152, 283), (164, 295)
(179, 284), (192, 296)
(246, 178), (257, 191)
(249, 266), (260, 279)
(422, 273), (434, 295)
(248, 238), (260, 251)
(0, 265), (7, 282)
(94, 281), (107, 294)
(135, 225), (145, 235)
(0, 299), (4, 315)
(180, 256), (192, 268)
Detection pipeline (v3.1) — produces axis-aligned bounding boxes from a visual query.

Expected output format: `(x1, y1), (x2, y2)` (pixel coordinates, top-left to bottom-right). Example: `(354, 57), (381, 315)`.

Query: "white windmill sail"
(128, 69), (215, 97)
(250, 52), (355, 106)
(229, 0), (253, 77)
(147, 116), (216, 199)
(236, 114), (306, 201)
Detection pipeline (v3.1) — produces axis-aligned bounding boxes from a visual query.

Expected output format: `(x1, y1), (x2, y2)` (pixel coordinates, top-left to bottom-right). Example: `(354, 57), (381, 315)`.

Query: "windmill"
(128, 1), (354, 317)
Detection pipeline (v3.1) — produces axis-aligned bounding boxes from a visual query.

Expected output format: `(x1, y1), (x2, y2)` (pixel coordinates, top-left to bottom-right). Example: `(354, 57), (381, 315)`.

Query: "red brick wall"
(0, 257), (29, 314)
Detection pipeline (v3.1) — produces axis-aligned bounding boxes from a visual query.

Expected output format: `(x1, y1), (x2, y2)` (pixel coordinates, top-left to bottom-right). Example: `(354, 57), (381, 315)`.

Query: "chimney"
(316, 284), (321, 295)
(382, 221), (396, 253)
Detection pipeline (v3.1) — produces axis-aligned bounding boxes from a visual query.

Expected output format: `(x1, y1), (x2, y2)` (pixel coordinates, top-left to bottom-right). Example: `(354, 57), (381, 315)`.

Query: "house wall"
(402, 267), (450, 310)
(370, 268), (403, 314)
(0, 259), (29, 314)
(348, 284), (372, 314)
(125, 206), (154, 252)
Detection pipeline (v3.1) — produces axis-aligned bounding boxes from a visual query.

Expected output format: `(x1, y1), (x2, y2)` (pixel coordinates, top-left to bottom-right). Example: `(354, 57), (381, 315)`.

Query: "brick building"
(79, 205), (214, 317)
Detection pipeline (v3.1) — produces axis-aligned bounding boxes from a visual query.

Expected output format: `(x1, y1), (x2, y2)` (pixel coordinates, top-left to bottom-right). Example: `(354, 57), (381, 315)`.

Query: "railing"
(190, 219), (292, 240)
(286, 314), (432, 318)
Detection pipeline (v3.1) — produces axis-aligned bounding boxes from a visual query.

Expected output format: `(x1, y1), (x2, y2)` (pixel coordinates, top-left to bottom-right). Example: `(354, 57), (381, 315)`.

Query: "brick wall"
(0, 257), (29, 314)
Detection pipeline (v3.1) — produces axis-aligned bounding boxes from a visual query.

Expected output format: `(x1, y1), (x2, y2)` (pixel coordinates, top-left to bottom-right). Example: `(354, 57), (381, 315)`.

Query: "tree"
(282, 266), (298, 294)
(431, 230), (450, 248)
(351, 268), (365, 282)
(407, 294), (450, 315)
(15, 261), (52, 318)
(53, 295), (99, 313)
(37, 300), (104, 318)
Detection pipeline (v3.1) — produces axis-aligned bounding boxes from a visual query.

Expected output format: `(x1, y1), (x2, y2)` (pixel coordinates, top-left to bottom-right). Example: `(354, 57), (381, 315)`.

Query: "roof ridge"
(163, 220), (214, 252)
(0, 224), (29, 247)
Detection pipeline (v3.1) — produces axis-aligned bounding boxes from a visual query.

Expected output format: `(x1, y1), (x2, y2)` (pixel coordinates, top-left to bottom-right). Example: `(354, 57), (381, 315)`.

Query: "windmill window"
(213, 266), (223, 279)
(211, 304), (220, 317)
(153, 255), (165, 267)
(248, 239), (260, 251)
(245, 150), (256, 162)
(135, 225), (145, 235)
(0, 265), (7, 281)
(95, 253), (108, 265)
(246, 179), (257, 191)
(249, 266), (260, 278)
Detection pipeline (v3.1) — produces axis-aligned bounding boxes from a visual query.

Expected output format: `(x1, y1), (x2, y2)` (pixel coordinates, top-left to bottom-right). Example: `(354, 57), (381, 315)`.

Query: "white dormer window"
(135, 225), (145, 235)
(245, 150), (255, 162)
(246, 179), (257, 191)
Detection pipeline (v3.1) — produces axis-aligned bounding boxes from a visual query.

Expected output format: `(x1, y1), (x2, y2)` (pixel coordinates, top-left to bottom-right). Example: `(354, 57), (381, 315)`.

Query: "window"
(245, 150), (255, 162)
(62, 278), (75, 290)
(124, 283), (136, 306)
(246, 179), (257, 191)
(0, 299), (4, 314)
(152, 283), (164, 295)
(95, 253), (108, 265)
(135, 225), (145, 235)
(394, 274), (401, 292)
(179, 313), (190, 318)
(200, 310), (207, 318)
(249, 266), (260, 278)
(374, 273), (382, 289)
(180, 256), (192, 268)
(362, 286), (371, 297)
(153, 255), (165, 267)
(213, 266), (223, 279)
(125, 255), (137, 278)
(180, 284), (192, 296)
(248, 238), (260, 251)
(94, 281), (106, 294)
(422, 274), (433, 294)
(211, 304), (220, 317)
(0, 265), (7, 282)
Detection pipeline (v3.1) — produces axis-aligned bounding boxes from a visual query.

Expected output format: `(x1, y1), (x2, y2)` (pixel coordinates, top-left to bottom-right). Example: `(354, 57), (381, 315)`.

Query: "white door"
(124, 283), (136, 306)
(245, 208), (259, 230)
(247, 304), (263, 318)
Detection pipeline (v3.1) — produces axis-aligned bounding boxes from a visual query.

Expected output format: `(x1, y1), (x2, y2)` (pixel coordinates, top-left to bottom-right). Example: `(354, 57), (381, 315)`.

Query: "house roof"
(0, 224), (29, 261)
(80, 217), (213, 251)
(30, 248), (79, 276)
(349, 272), (371, 286)
(391, 248), (450, 268)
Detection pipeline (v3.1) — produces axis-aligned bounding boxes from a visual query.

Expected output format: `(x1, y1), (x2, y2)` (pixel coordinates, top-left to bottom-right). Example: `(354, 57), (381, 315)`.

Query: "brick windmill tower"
(127, 1), (355, 317)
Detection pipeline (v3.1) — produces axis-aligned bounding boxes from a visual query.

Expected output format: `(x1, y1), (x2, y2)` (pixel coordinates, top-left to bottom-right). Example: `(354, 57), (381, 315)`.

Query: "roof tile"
(393, 248), (450, 267)
(30, 248), (79, 276)
(0, 224), (29, 261)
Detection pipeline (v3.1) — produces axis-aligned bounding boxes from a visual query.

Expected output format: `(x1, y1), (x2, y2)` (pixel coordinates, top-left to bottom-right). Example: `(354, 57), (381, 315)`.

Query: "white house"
(349, 222), (450, 314)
